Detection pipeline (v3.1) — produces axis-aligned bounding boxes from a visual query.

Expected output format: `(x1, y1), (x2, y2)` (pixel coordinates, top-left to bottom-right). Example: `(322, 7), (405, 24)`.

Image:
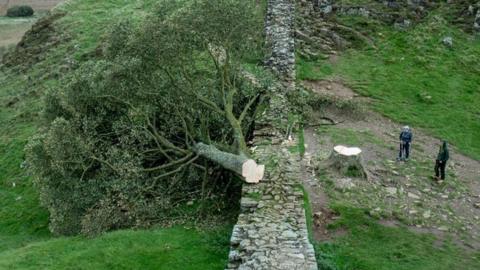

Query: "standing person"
(435, 141), (449, 181)
(398, 126), (412, 161)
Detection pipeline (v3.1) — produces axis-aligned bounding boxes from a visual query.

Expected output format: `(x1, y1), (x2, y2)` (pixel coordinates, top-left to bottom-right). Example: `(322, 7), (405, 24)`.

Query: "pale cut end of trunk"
(242, 159), (265, 183)
(334, 145), (362, 156)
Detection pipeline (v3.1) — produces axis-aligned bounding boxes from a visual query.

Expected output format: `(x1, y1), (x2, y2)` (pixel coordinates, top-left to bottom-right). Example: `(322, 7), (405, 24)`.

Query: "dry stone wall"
(226, 0), (317, 269)
(264, 0), (296, 86)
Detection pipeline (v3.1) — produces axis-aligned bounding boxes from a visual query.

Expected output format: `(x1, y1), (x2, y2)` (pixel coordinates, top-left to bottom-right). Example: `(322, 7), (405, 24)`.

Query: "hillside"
(295, 1), (480, 269)
(0, 0), (245, 268)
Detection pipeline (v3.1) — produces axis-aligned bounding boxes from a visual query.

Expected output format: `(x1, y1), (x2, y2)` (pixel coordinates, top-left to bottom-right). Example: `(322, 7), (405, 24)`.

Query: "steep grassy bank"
(0, 0), (162, 252)
(0, 226), (232, 270)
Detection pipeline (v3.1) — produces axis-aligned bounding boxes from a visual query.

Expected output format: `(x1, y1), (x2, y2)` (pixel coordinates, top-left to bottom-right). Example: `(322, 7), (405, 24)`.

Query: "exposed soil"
(303, 79), (358, 100)
(2, 11), (66, 69)
(300, 79), (480, 250)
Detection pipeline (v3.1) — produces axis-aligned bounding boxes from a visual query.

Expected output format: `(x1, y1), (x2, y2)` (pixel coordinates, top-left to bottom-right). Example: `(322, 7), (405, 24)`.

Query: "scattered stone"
(335, 178), (356, 191)
(438, 226), (448, 232)
(313, 0), (333, 15)
(385, 187), (397, 196)
(408, 192), (421, 200)
(394, 19), (411, 30)
(423, 210), (431, 219)
(442, 36), (453, 48)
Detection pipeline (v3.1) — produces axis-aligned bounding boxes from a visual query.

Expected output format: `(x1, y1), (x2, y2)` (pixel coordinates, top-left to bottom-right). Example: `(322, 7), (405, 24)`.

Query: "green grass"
(297, 184), (314, 242)
(298, 13), (480, 160)
(316, 126), (385, 147)
(0, 225), (232, 270)
(314, 205), (480, 270)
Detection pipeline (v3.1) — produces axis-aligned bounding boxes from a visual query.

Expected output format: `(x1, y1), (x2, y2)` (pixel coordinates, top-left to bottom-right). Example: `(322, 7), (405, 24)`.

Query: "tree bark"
(328, 145), (367, 179)
(193, 143), (264, 183)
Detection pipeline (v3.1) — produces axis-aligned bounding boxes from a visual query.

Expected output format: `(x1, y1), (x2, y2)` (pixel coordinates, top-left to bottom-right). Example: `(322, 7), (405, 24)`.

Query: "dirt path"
(301, 127), (331, 241)
(300, 79), (480, 249)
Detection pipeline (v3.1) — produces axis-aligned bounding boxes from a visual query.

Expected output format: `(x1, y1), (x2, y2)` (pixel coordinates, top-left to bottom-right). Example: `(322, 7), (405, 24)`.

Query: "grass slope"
(315, 205), (480, 270)
(0, 226), (232, 270)
(0, 0), (161, 251)
(298, 4), (480, 269)
(298, 12), (480, 160)
(0, 0), (236, 267)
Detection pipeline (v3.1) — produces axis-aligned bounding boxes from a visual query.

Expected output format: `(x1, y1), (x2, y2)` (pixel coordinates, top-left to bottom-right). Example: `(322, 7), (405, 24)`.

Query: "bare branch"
(239, 94), (260, 123)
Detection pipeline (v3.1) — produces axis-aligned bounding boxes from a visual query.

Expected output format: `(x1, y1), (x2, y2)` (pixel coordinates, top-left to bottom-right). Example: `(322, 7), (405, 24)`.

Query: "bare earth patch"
(300, 79), (480, 250)
(0, 18), (35, 47)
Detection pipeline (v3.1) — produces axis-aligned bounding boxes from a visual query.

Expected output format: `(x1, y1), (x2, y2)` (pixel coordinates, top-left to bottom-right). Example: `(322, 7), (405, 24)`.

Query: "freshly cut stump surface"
(329, 145), (367, 178)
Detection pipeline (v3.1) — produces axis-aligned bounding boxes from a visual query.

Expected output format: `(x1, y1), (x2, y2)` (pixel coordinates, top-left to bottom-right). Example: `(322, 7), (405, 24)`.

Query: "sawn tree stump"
(328, 145), (367, 179)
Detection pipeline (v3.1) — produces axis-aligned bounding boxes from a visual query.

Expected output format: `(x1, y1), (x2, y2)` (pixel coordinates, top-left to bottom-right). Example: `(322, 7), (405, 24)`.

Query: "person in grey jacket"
(398, 126), (412, 161)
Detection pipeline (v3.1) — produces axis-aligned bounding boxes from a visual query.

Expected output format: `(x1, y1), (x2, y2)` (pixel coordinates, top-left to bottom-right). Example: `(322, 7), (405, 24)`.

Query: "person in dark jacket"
(398, 126), (412, 161)
(435, 140), (449, 180)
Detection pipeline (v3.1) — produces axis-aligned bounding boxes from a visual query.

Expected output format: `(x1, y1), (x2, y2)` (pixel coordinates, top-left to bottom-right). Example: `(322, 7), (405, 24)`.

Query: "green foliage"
(0, 225), (232, 270)
(298, 185), (314, 242)
(26, 0), (264, 236)
(314, 205), (480, 270)
(345, 165), (363, 178)
(6, 6), (34, 18)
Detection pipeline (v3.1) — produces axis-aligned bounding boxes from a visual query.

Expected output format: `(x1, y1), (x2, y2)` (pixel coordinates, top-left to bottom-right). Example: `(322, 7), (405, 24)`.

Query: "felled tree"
(26, 0), (266, 236)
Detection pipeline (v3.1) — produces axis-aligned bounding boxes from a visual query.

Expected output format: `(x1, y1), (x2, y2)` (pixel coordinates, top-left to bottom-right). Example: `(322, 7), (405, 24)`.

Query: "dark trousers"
(398, 142), (410, 160)
(435, 160), (446, 180)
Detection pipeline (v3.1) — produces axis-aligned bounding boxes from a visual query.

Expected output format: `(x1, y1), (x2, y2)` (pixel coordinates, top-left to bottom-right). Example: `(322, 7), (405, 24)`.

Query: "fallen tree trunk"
(193, 142), (264, 183)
